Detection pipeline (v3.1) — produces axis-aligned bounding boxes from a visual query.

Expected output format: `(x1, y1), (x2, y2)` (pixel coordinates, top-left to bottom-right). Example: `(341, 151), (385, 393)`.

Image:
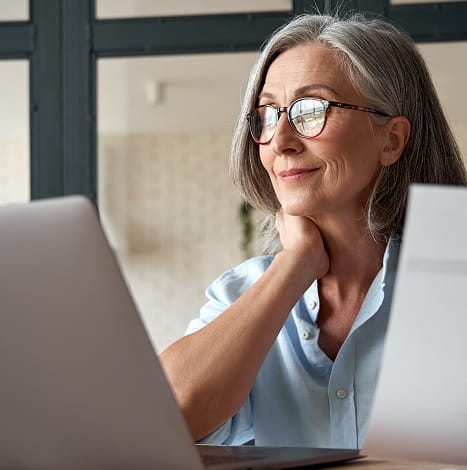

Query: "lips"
(278, 168), (318, 178)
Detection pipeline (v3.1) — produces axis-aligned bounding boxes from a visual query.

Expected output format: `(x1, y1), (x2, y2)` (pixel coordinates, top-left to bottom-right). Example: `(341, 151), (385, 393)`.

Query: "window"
(0, 60), (29, 205)
(96, 0), (291, 18)
(98, 52), (259, 350)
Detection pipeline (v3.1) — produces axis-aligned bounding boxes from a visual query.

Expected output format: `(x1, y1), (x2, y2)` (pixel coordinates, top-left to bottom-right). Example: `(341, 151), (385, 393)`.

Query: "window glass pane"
(97, 0), (291, 19)
(417, 42), (467, 164)
(98, 52), (260, 351)
(0, 1), (29, 21)
(0, 60), (29, 206)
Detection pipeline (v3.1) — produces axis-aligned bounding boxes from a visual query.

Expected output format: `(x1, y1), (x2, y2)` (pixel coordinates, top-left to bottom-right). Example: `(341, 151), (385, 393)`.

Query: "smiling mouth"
(278, 168), (320, 180)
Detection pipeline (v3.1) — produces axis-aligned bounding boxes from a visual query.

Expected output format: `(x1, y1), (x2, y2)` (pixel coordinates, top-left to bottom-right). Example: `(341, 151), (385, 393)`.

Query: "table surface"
(334, 456), (467, 469)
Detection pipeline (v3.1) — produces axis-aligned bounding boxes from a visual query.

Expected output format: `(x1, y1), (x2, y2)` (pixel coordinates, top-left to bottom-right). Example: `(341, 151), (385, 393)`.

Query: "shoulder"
(207, 256), (274, 303)
(185, 256), (274, 335)
(215, 256), (274, 287)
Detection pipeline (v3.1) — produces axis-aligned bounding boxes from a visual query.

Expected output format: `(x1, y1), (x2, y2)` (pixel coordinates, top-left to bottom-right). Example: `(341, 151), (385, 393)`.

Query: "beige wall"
(0, 138), (29, 205)
(98, 131), (259, 351)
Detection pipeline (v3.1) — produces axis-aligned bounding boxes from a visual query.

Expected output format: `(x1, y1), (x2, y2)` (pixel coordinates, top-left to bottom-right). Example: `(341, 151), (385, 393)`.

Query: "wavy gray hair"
(230, 13), (467, 253)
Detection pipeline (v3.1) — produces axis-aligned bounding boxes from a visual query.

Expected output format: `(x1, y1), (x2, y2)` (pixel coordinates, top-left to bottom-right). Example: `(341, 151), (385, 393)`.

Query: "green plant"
(239, 200), (254, 259)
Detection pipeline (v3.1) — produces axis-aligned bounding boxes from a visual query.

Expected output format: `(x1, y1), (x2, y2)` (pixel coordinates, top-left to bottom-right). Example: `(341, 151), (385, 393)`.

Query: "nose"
(269, 109), (303, 156)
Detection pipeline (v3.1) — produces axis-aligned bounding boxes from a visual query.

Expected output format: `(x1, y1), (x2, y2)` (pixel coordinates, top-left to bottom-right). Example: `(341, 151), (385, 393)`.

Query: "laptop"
(0, 196), (360, 469)
(364, 184), (467, 465)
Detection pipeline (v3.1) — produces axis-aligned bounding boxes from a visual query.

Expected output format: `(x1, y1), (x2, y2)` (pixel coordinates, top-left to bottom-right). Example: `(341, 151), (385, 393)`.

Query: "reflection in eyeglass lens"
(257, 107), (276, 142)
(291, 99), (325, 136)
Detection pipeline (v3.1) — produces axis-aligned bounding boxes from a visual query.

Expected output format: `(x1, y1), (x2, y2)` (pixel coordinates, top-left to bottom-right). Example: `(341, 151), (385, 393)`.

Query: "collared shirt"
(185, 238), (400, 448)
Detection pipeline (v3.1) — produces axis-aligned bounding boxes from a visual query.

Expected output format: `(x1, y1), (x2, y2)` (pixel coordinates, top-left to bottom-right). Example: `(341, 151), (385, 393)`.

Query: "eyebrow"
(258, 84), (342, 100)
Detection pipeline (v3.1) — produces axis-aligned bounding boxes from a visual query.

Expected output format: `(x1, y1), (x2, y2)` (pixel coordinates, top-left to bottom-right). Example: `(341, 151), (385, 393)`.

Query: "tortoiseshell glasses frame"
(247, 97), (391, 144)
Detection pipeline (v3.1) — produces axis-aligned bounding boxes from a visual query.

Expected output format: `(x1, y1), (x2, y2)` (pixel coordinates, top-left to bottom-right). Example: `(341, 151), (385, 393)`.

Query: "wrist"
(272, 249), (321, 291)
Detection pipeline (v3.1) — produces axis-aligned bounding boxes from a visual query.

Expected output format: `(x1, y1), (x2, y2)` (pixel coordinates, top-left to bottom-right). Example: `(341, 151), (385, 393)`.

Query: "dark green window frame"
(0, 0), (466, 202)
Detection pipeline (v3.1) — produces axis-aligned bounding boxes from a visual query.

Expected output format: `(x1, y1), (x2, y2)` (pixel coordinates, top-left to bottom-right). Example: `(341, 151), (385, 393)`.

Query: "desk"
(335, 456), (467, 469)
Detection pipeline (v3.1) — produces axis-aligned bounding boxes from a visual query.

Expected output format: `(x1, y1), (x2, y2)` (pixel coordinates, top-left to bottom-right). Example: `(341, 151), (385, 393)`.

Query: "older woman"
(160, 13), (467, 449)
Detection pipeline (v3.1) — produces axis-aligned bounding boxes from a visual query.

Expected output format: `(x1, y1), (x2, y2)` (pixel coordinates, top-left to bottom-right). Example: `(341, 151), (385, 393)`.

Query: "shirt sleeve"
(185, 256), (273, 445)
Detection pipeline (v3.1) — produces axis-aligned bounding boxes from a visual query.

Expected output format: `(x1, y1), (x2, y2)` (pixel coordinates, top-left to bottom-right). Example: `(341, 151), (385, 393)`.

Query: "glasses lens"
(249, 106), (277, 144)
(290, 99), (326, 137)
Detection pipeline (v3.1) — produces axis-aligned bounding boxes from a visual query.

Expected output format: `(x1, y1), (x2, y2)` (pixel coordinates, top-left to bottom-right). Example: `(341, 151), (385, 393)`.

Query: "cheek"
(312, 129), (382, 193)
(259, 147), (275, 176)
(323, 121), (380, 168)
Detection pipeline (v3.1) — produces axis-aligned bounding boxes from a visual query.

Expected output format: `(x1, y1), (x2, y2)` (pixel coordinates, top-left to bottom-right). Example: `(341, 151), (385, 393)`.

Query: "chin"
(281, 201), (317, 217)
(277, 189), (324, 215)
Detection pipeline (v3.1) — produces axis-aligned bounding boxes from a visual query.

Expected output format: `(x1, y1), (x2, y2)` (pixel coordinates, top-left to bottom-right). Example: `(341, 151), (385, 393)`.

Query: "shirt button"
(336, 389), (347, 399)
(308, 300), (318, 310)
(301, 330), (312, 340)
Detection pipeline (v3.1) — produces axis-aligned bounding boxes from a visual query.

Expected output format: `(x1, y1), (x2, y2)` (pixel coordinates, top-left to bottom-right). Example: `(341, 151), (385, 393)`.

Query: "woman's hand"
(275, 209), (329, 280)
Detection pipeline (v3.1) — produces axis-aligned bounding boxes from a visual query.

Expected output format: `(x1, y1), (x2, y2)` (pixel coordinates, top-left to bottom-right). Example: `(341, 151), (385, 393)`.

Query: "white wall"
(98, 131), (260, 351)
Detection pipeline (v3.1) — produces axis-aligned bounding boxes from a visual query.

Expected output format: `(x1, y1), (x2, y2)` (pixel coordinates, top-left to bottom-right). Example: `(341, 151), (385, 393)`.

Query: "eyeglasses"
(247, 97), (391, 144)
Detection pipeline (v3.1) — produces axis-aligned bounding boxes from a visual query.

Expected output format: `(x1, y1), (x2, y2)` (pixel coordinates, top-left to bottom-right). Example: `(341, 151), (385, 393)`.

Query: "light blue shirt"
(186, 238), (400, 448)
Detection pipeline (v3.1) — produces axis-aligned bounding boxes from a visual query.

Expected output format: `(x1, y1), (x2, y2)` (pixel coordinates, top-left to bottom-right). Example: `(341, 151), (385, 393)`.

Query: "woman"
(160, 13), (467, 449)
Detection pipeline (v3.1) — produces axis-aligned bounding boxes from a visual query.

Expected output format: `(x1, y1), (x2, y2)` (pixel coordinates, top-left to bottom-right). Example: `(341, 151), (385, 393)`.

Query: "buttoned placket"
(299, 286), (320, 343)
(328, 334), (358, 448)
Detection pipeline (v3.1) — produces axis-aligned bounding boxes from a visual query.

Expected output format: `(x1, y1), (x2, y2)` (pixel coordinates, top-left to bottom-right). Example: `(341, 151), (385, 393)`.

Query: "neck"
(311, 213), (386, 297)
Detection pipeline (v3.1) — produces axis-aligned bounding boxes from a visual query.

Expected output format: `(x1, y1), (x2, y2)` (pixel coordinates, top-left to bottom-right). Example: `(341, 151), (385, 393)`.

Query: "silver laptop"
(0, 196), (360, 469)
(364, 184), (467, 465)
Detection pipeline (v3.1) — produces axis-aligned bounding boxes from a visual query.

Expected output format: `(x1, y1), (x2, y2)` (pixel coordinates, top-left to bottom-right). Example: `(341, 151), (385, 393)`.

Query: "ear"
(379, 116), (411, 167)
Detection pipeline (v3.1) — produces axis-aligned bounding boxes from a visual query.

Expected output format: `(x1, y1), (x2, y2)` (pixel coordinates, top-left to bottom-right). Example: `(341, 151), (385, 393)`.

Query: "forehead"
(261, 43), (357, 99)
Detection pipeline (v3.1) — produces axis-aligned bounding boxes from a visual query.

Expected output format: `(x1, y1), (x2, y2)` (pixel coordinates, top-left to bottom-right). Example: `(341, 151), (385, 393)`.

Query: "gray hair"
(230, 13), (467, 253)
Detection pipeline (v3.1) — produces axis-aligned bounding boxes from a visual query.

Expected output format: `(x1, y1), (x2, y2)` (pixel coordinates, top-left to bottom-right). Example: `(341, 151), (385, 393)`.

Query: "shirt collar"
(350, 235), (400, 333)
(298, 235), (400, 328)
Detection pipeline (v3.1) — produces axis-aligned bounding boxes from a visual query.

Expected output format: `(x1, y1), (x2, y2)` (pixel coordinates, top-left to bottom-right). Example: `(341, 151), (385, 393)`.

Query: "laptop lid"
(0, 196), (360, 469)
(0, 196), (204, 470)
(364, 184), (467, 464)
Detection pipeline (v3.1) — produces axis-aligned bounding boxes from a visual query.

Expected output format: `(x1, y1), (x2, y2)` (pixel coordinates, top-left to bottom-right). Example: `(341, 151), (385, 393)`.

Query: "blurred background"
(1, 0), (466, 351)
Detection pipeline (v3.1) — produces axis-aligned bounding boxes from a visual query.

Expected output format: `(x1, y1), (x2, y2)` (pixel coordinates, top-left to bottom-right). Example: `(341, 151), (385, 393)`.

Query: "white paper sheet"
(364, 184), (467, 465)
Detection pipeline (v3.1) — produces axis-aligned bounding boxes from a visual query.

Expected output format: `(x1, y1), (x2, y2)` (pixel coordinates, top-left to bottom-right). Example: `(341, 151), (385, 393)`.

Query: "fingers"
(274, 210), (329, 279)
(275, 209), (317, 250)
